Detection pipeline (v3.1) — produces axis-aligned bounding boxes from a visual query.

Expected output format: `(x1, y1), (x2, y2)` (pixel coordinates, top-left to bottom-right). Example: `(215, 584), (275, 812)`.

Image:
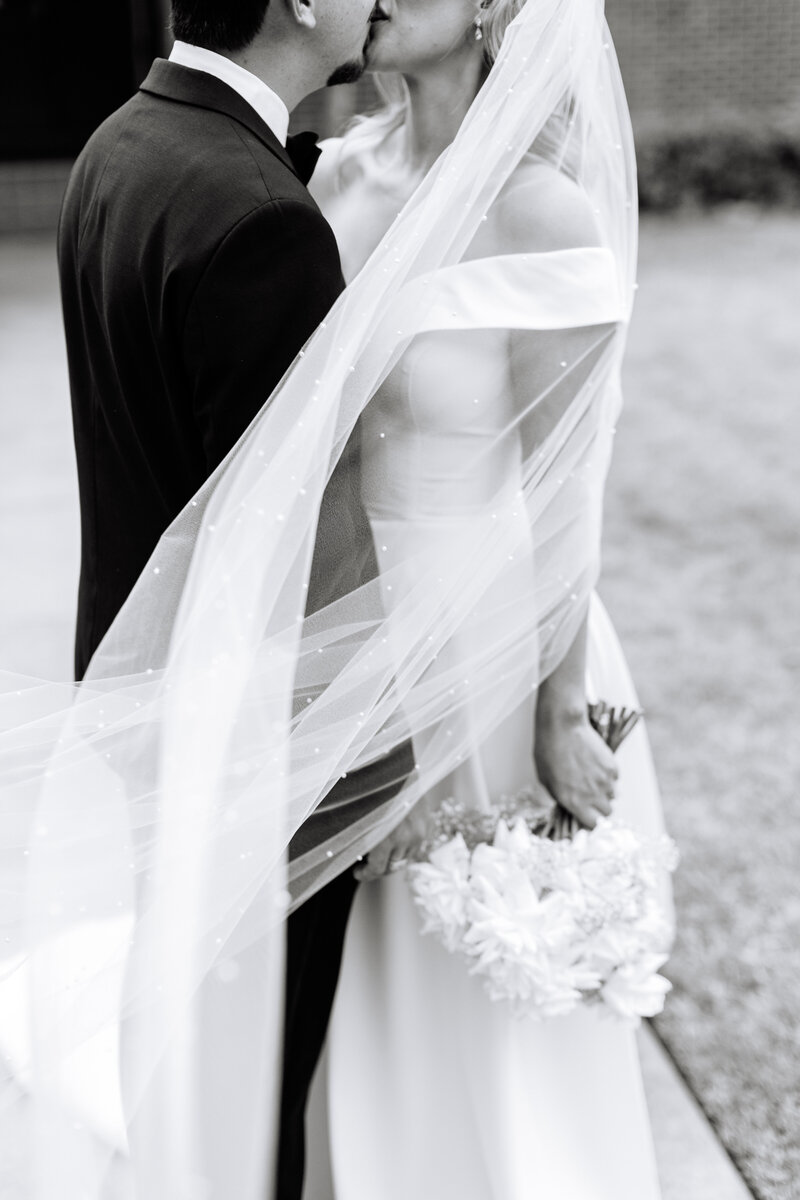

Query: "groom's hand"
(355, 802), (428, 882)
(534, 707), (618, 830)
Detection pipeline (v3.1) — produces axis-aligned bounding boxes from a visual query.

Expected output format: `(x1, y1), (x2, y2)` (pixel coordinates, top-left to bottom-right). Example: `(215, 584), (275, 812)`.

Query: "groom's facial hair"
(327, 58), (366, 86)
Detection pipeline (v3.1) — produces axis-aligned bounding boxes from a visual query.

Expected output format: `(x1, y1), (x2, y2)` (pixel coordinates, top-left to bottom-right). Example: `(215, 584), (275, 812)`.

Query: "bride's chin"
(365, 32), (406, 73)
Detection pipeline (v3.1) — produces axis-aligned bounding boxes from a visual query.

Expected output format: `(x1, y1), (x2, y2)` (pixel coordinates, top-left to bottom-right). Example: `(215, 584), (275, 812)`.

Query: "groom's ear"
(285, 0), (318, 31)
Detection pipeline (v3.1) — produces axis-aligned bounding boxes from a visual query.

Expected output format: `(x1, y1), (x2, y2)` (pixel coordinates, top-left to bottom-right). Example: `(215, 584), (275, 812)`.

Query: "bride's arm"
(503, 167), (614, 459)
(534, 617), (617, 828)
(503, 169), (619, 828)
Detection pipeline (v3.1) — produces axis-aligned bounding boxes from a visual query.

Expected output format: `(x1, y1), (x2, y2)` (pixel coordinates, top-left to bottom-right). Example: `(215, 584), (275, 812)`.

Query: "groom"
(58, 1), (408, 1196)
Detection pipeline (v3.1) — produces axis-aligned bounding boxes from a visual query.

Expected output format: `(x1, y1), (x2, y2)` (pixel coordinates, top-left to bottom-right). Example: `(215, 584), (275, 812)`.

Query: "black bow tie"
(286, 130), (322, 186)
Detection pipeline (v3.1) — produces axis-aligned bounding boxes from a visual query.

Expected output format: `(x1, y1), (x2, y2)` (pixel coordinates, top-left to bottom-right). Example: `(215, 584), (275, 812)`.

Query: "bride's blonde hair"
(482, 0), (527, 62)
(335, 0), (529, 182)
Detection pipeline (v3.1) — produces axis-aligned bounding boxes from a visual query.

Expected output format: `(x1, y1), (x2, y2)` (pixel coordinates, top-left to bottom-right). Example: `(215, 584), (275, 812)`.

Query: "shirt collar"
(169, 41), (290, 146)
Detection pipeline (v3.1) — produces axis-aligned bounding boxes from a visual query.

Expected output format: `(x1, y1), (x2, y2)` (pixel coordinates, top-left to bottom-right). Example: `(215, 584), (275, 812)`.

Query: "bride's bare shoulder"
(491, 159), (602, 253)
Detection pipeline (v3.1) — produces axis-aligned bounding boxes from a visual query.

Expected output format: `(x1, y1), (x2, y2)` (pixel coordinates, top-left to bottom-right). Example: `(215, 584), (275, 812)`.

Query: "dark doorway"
(0, 0), (169, 161)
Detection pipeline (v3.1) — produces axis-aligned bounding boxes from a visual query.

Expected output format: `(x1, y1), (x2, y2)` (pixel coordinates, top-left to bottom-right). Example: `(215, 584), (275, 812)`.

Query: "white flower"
(429, 831), (471, 877)
(470, 839), (517, 892)
(408, 834), (471, 951)
(600, 954), (672, 1023)
(653, 834), (681, 872)
(493, 817), (536, 860)
(582, 924), (638, 973)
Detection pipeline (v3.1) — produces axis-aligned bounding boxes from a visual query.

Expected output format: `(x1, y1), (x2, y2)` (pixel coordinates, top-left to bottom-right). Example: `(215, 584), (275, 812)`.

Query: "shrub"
(635, 112), (800, 211)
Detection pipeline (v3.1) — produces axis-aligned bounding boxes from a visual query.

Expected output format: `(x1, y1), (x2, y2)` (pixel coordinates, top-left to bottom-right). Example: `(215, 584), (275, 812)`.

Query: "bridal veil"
(0, 1), (638, 1195)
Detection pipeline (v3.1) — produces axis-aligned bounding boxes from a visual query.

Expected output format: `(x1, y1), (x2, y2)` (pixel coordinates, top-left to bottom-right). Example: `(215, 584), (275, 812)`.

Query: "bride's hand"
(534, 706), (618, 830)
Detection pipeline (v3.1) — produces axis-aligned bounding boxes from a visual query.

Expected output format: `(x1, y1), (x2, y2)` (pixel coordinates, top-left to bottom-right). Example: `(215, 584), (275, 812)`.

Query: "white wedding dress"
(304, 151), (670, 1200)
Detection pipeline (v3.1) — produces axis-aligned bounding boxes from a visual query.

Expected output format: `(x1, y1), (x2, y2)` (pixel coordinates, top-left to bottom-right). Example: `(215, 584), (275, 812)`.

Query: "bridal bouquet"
(407, 704), (678, 1024)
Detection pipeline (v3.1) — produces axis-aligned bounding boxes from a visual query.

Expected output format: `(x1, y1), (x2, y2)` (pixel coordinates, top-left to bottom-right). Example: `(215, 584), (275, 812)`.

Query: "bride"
(303, 1), (672, 1197)
(0, 1), (672, 1196)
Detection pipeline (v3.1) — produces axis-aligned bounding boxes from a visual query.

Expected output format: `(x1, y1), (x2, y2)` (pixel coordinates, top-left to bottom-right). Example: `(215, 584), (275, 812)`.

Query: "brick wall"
(293, 0), (800, 137)
(606, 0), (800, 128)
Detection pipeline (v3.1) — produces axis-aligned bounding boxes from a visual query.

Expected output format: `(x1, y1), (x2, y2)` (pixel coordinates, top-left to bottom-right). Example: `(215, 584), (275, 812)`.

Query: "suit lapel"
(140, 59), (297, 178)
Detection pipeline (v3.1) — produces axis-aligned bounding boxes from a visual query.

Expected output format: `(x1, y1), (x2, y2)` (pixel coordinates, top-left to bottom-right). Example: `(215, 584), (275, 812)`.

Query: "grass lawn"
(601, 210), (800, 1200)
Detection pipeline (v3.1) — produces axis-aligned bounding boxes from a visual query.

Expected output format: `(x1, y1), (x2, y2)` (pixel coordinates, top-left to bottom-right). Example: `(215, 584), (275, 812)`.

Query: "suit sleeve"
(183, 197), (344, 472)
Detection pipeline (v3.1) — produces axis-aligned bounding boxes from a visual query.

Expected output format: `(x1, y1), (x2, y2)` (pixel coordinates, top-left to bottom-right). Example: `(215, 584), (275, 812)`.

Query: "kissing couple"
(2, 0), (672, 1197)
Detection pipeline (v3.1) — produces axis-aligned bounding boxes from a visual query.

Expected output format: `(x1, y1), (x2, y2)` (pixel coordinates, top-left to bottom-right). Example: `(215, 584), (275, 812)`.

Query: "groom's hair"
(170, 1), (271, 53)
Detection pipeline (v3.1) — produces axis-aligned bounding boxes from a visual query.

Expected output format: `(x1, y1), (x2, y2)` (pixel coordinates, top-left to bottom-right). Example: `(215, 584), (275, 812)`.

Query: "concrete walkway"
(0, 234), (755, 1198)
(639, 1026), (753, 1200)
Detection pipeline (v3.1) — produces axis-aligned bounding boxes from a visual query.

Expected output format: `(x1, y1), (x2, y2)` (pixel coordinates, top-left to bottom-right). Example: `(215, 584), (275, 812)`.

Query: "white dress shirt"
(169, 41), (290, 146)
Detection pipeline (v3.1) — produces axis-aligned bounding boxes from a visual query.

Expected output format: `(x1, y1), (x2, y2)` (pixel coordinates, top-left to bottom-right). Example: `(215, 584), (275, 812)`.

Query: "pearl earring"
(473, 13), (484, 40)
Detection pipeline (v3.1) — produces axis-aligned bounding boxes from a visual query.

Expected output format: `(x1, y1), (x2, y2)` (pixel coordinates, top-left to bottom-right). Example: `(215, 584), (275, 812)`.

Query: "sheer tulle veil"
(0, 0), (637, 1195)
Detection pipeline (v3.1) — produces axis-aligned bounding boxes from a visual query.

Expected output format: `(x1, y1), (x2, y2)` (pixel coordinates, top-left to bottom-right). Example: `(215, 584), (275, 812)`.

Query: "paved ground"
(0, 234), (79, 680)
(0, 232), (756, 1197)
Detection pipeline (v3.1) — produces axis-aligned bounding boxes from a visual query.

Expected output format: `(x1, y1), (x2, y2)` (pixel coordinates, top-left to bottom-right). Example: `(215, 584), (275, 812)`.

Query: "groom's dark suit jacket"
(59, 59), (412, 1198)
(62, 59), (353, 676)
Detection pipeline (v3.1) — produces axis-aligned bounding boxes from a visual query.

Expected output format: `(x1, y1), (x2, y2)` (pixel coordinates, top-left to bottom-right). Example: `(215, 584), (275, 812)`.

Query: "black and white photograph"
(0, 1), (797, 1197)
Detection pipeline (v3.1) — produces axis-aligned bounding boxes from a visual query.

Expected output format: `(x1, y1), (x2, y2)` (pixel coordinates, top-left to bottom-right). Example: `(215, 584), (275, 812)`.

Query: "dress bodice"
(360, 327), (522, 522)
(317, 158), (524, 523)
(313, 148), (624, 526)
